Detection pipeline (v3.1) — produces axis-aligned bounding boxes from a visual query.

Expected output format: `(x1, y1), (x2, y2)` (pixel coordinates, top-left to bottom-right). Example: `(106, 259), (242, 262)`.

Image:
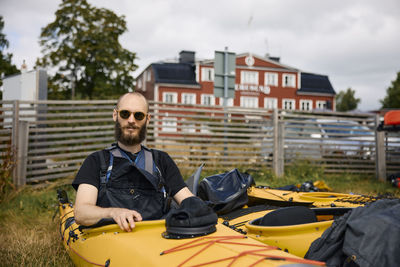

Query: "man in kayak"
(72, 92), (194, 232)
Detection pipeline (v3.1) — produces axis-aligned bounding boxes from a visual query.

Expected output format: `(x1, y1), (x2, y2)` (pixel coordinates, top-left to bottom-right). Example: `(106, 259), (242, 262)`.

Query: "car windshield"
(321, 123), (373, 137)
(286, 123), (322, 138)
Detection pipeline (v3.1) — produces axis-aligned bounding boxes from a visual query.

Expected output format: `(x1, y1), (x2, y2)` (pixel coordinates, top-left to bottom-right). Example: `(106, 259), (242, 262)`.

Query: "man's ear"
(113, 109), (118, 122)
(146, 114), (151, 126)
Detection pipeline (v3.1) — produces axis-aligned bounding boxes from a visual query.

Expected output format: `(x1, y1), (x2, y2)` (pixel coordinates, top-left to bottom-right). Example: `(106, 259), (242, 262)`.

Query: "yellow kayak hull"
(219, 206), (351, 258)
(58, 203), (325, 266)
(247, 187), (375, 208)
(245, 219), (332, 258)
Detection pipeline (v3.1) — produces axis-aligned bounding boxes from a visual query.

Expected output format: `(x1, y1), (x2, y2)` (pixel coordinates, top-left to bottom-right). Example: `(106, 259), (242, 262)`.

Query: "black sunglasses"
(117, 110), (147, 121)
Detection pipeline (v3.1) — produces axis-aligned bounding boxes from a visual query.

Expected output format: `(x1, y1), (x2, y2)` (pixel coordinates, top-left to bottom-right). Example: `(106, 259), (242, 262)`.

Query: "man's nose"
(127, 113), (136, 123)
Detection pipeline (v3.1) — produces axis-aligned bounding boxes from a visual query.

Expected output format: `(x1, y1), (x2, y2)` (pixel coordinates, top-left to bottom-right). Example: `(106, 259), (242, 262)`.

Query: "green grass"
(0, 163), (399, 266)
(0, 179), (75, 267)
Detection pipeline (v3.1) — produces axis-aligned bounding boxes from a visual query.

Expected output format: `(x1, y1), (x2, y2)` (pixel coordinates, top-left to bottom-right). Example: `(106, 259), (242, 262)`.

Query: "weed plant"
(0, 143), (15, 204)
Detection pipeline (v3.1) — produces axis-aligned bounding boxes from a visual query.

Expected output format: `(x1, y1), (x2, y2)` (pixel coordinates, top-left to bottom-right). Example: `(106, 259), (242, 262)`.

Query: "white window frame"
(200, 124), (211, 134)
(219, 97), (234, 107)
(264, 97), (278, 110)
(137, 77), (142, 89)
(146, 71), (151, 81)
(201, 67), (214, 82)
(201, 94), (215, 106)
(241, 71), (259, 85)
(240, 96), (259, 108)
(264, 72), (278, 86)
(180, 120), (196, 133)
(181, 93), (196, 105)
(316, 100), (327, 109)
(184, 124), (196, 133)
(161, 118), (177, 132)
(300, 99), (313, 111)
(282, 74), (296, 88)
(282, 98), (296, 110)
(162, 92), (177, 103)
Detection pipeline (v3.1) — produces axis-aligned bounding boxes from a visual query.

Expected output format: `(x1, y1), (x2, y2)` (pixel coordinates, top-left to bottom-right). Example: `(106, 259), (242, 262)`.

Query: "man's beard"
(114, 119), (147, 146)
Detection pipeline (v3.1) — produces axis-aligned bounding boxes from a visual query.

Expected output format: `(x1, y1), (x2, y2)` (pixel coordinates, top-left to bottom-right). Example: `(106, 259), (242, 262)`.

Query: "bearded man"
(73, 92), (194, 231)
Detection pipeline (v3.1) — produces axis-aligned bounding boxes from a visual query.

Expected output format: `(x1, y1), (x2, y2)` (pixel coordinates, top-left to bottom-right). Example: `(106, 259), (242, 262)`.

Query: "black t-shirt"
(72, 147), (187, 197)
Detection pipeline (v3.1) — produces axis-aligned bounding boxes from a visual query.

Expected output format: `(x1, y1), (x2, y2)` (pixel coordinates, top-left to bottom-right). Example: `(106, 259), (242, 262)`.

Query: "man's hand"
(75, 184), (142, 232)
(109, 208), (142, 232)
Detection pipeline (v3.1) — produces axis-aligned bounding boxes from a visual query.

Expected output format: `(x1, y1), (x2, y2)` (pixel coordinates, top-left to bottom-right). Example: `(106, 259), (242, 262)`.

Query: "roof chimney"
(265, 53), (280, 62)
(179, 50), (195, 64)
(21, 60), (28, 73)
(268, 56), (280, 63)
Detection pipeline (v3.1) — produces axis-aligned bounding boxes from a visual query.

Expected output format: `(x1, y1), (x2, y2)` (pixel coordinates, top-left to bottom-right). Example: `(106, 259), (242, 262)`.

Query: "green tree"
(381, 72), (400, 109)
(36, 0), (137, 100)
(335, 88), (361, 112)
(0, 16), (20, 93)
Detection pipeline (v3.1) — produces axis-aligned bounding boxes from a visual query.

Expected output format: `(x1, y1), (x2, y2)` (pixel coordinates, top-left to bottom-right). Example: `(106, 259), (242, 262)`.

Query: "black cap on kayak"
(162, 196), (218, 239)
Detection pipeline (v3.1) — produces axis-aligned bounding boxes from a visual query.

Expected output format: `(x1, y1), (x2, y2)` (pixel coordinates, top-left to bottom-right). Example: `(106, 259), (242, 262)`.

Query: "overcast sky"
(2, 0), (399, 111)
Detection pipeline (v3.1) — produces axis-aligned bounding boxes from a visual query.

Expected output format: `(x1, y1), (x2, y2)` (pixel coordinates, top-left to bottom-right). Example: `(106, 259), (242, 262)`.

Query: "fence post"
(273, 109), (284, 177)
(375, 114), (386, 181)
(11, 100), (20, 186)
(277, 121), (285, 176)
(15, 120), (29, 187)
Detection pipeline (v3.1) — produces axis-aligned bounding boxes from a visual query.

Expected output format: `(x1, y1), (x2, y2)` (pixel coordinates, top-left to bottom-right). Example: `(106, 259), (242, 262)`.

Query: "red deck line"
(161, 236), (247, 254)
(161, 235), (325, 267)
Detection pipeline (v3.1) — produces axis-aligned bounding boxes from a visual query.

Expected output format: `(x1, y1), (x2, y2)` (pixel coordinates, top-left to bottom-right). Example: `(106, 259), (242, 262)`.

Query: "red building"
(136, 50), (336, 111)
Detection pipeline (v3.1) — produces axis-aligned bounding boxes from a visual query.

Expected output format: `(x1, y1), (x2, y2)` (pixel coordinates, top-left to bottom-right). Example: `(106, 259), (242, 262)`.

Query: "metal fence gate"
(1, 100), (399, 186)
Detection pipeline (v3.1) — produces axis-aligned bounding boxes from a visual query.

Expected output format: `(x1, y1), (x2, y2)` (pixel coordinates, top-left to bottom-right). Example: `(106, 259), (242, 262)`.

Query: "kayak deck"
(59, 203), (325, 266)
(247, 187), (377, 208)
(219, 206), (352, 258)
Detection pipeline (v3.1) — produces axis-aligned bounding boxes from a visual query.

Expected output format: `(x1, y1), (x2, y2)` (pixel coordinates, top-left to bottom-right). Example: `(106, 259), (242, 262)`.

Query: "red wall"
(139, 55), (334, 111)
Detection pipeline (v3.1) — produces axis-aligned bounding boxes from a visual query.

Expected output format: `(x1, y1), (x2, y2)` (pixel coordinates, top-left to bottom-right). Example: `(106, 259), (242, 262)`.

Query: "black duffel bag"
(197, 169), (254, 215)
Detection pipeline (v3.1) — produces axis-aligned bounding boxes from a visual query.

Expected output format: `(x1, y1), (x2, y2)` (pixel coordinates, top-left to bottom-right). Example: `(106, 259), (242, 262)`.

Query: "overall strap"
(103, 146), (156, 182)
(101, 144), (118, 184)
(117, 148), (135, 164)
(99, 150), (108, 184)
(104, 147), (130, 183)
(117, 147), (153, 174)
(144, 149), (153, 174)
(145, 148), (166, 196)
(105, 153), (114, 183)
(133, 146), (158, 176)
(103, 145), (165, 194)
(136, 146), (166, 194)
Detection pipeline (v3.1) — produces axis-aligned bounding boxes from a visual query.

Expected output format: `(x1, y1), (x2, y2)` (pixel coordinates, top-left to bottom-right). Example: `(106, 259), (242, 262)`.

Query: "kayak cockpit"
(248, 206), (353, 227)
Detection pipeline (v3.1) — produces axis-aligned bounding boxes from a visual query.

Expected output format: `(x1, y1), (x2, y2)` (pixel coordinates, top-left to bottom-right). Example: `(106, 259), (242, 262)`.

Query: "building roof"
(152, 63), (198, 85)
(236, 52), (300, 71)
(298, 72), (336, 95)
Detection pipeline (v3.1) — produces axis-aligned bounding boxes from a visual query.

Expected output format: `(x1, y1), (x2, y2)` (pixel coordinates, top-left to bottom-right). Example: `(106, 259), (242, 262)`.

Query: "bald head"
(117, 92), (149, 112)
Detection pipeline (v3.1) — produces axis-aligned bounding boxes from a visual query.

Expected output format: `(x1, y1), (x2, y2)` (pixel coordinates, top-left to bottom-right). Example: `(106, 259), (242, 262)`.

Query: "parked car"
(318, 120), (375, 159)
(261, 119), (376, 161)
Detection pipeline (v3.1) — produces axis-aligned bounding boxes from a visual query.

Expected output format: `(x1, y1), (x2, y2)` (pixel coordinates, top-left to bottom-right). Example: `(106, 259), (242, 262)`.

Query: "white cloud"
(1, 0), (399, 110)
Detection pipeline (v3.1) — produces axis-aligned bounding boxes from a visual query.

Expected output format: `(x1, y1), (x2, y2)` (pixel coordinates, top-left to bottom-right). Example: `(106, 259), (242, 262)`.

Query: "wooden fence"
(1, 100), (399, 187)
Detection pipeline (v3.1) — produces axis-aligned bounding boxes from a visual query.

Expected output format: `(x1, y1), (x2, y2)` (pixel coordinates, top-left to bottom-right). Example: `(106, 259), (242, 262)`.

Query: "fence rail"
(1, 100), (399, 186)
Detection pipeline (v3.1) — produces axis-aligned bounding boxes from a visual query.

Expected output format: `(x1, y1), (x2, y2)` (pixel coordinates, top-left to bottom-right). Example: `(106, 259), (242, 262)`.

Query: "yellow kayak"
(57, 191), (325, 267)
(219, 205), (352, 258)
(247, 186), (377, 208)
